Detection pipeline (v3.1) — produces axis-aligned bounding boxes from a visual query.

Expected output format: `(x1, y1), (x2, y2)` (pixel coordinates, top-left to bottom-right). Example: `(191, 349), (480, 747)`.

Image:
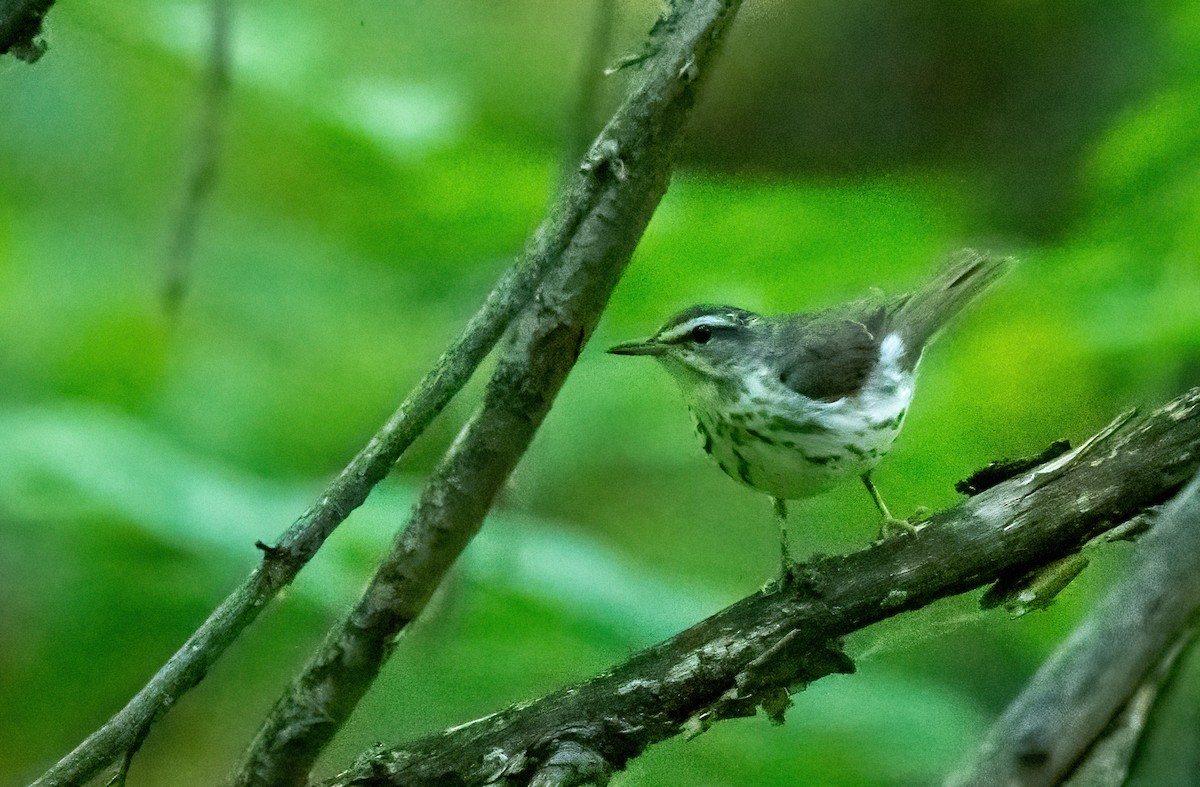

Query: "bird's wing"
(774, 302), (890, 403)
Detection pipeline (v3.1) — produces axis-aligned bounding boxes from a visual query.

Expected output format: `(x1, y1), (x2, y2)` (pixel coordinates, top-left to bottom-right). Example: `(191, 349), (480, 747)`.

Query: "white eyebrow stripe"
(657, 314), (740, 343)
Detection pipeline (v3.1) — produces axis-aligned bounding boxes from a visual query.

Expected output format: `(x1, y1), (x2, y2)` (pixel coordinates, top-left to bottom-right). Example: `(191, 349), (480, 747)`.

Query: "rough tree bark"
(228, 1), (744, 785)
(948, 468), (1200, 787)
(313, 389), (1200, 786)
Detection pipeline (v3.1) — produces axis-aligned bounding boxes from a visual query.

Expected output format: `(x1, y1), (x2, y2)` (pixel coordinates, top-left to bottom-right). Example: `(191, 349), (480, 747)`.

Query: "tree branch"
(34, 16), (624, 785)
(947, 466), (1200, 787)
(229, 2), (744, 785)
(0, 0), (53, 62)
(313, 388), (1200, 787)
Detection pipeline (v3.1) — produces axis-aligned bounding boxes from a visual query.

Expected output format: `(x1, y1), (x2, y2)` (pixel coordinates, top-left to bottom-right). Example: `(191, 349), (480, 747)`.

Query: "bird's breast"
(688, 357), (915, 500)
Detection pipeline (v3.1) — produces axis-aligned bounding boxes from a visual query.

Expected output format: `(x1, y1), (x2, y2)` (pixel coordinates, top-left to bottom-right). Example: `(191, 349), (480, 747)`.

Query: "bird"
(607, 249), (1012, 577)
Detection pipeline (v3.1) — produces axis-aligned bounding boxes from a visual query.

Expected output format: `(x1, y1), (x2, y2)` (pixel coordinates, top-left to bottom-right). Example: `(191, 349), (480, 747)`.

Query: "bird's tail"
(892, 248), (1013, 361)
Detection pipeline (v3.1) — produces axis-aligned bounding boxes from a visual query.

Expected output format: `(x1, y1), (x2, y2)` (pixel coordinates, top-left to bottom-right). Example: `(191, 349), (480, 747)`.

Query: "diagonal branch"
(314, 388), (1200, 787)
(229, 2), (745, 785)
(947, 467), (1200, 787)
(32, 194), (557, 787)
(34, 14), (647, 786)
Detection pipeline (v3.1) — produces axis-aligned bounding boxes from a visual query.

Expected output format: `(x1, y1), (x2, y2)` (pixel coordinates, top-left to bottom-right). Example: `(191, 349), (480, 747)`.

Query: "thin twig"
(947, 462), (1200, 787)
(229, 2), (744, 784)
(162, 0), (232, 314)
(315, 389), (1200, 786)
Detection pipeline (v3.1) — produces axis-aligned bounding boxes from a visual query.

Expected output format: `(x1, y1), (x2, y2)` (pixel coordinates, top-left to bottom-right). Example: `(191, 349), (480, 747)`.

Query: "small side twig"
(956, 438), (1072, 496)
(162, 0), (233, 313)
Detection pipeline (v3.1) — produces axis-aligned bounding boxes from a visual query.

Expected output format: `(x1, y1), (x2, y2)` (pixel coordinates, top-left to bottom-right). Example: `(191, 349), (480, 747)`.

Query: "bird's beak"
(606, 339), (668, 357)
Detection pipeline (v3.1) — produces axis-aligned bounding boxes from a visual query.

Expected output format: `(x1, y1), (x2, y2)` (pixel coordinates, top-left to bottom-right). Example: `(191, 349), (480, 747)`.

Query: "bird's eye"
(690, 325), (713, 344)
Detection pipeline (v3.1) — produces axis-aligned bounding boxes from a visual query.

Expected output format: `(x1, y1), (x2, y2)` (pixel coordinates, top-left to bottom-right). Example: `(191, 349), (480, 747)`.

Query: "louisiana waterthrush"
(609, 249), (1012, 573)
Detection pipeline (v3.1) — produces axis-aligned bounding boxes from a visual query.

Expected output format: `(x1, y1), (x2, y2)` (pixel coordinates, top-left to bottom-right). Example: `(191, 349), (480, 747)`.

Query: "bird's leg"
(773, 496), (792, 575)
(861, 472), (895, 519)
(759, 497), (793, 594)
(861, 472), (917, 538)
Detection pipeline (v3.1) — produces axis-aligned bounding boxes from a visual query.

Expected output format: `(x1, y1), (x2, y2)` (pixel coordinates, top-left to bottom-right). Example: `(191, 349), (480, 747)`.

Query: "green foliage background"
(2, 1), (1199, 784)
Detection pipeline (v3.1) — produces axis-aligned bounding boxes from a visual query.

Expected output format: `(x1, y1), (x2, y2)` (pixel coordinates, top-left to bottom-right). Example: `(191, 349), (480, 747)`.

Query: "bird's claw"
(761, 563), (795, 596)
(908, 505), (932, 523)
(878, 515), (919, 540)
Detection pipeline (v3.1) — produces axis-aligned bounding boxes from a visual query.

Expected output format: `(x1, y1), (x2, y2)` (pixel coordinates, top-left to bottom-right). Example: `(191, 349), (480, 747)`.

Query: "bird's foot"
(761, 574), (784, 596)
(908, 505), (933, 523)
(761, 570), (789, 596)
(877, 513), (922, 540)
(862, 474), (925, 539)
(761, 559), (796, 596)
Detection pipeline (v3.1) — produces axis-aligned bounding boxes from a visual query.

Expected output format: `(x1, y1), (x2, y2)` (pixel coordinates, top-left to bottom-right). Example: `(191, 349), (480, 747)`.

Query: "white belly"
(689, 334), (915, 500)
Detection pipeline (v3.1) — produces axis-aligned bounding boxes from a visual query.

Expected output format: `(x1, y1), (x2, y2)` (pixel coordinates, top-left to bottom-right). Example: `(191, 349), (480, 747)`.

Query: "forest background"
(2, 1), (1199, 783)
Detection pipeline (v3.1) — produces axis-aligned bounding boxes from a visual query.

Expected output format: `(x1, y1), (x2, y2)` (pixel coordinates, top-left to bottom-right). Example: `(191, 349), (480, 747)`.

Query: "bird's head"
(607, 305), (761, 398)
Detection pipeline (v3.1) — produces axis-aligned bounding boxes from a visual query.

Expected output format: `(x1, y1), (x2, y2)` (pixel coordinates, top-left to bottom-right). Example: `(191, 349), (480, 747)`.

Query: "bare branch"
(0, 0), (53, 62)
(229, 2), (745, 784)
(302, 391), (1200, 787)
(162, 0), (233, 313)
(33, 20), (624, 786)
(947, 465), (1200, 787)
(315, 389), (1200, 786)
